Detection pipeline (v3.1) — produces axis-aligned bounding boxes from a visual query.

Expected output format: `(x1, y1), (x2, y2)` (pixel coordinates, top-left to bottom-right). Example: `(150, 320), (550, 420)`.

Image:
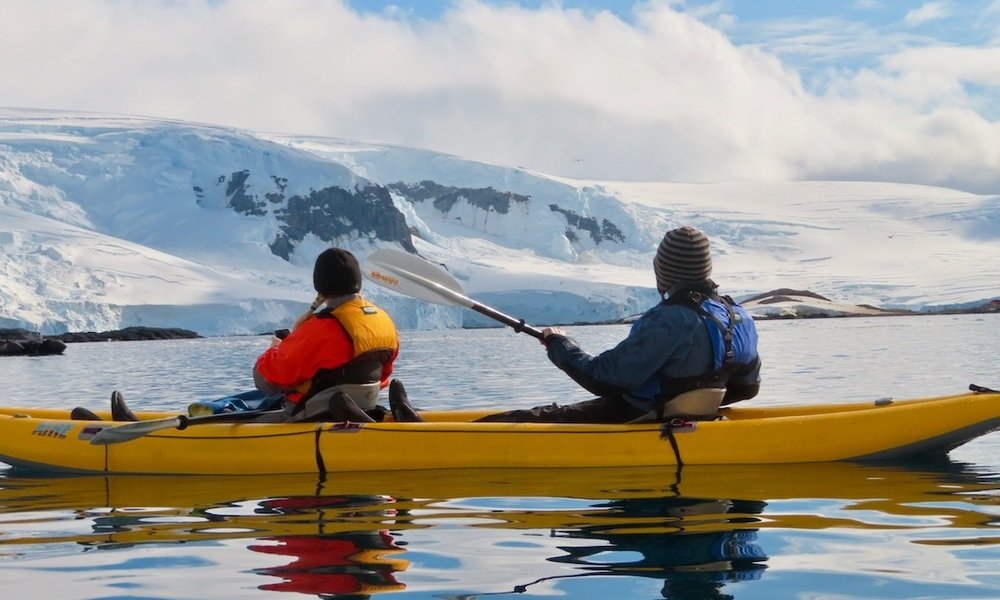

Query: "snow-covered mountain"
(1, 108), (997, 336)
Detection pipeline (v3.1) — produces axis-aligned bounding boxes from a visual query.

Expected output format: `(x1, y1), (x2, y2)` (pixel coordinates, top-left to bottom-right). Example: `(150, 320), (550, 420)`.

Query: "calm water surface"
(0, 315), (998, 599)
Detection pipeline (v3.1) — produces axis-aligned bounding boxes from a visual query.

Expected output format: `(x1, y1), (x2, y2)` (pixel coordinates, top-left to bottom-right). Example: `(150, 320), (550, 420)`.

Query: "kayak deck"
(0, 389), (997, 475)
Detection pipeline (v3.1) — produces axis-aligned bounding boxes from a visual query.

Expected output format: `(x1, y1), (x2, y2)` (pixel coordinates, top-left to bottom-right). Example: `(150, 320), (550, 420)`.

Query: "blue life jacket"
(698, 295), (758, 370)
(656, 288), (759, 406)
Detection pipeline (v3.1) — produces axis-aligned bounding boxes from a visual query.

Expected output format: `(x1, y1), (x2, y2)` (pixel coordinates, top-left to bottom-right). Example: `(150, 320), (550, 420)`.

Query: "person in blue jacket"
(476, 225), (762, 423)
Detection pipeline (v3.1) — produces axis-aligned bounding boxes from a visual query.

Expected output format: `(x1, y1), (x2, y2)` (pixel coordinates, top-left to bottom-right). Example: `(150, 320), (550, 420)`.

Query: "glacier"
(1, 108), (997, 336)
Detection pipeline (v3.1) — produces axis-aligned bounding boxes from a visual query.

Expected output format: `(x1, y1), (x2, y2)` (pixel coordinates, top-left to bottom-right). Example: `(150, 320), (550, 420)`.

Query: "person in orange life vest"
(253, 248), (399, 419)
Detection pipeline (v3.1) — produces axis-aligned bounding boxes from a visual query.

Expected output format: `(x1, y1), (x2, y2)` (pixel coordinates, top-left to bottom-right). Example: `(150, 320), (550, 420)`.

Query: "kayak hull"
(0, 390), (997, 475)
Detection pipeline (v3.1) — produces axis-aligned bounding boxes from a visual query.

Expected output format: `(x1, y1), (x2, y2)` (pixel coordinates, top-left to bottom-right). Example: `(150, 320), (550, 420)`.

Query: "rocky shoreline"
(591, 289), (999, 326)
(0, 326), (201, 348)
(53, 326), (202, 342)
(3, 290), (997, 348)
(741, 289), (999, 320)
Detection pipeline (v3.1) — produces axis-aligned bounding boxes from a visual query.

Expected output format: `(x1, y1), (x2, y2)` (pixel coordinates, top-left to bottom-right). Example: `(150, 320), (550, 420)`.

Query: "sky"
(3, 1), (1000, 192)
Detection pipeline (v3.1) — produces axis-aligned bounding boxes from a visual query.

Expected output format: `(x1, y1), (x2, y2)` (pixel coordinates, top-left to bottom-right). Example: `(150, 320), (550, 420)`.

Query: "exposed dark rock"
(225, 169), (267, 216)
(0, 328), (41, 342)
(0, 339), (66, 356)
(270, 184), (415, 259)
(265, 175), (287, 204)
(388, 180), (531, 214)
(269, 231), (295, 260)
(50, 326), (202, 343)
(214, 168), (420, 260)
(744, 288), (831, 303)
(549, 204), (625, 244)
(743, 289), (916, 320)
(933, 299), (1000, 315)
(0, 330), (67, 356)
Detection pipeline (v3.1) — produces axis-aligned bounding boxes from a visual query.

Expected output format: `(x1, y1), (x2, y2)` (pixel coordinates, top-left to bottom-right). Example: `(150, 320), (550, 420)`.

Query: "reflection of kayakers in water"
(250, 532), (407, 597)
(249, 494), (408, 597)
(482, 496), (767, 600)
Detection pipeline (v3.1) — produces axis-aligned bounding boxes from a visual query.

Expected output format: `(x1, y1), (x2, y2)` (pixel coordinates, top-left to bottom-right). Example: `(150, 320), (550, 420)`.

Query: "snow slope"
(1, 108), (997, 335)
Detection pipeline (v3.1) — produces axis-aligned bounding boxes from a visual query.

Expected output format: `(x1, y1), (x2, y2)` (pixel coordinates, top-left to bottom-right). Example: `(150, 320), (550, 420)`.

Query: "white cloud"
(903, 1), (951, 26)
(0, 0), (998, 192)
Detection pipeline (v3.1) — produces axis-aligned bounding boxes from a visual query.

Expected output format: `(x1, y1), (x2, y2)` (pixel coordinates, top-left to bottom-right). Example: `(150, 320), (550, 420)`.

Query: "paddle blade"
(89, 416), (183, 445)
(366, 247), (545, 339)
(365, 248), (473, 308)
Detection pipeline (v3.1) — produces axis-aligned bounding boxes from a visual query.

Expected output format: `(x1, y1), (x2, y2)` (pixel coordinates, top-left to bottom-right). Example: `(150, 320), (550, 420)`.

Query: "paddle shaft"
(407, 271), (546, 339)
(89, 408), (283, 445)
(366, 249), (545, 340)
(469, 301), (544, 340)
(177, 409), (279, 429)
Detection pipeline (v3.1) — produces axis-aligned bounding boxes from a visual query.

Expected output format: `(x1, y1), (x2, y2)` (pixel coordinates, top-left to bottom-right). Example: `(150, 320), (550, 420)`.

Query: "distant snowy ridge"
(1, 108), (997, 336)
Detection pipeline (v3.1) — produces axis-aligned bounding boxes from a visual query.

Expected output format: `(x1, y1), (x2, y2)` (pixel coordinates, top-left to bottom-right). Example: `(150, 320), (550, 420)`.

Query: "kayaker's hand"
(541, 326), (566, 345)
(269, 328), (290, 348)
(291, 296), (323, 331)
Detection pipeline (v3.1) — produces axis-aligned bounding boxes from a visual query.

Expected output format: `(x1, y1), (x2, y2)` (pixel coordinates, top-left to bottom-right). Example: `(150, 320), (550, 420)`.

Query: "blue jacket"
(545, 294), (761, 409)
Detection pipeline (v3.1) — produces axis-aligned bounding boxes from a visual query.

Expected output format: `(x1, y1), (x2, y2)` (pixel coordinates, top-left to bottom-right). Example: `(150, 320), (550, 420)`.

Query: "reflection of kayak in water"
(0, 459), (995, 546)
(0, 461), (994, 599)
(1, 387), (998, 474)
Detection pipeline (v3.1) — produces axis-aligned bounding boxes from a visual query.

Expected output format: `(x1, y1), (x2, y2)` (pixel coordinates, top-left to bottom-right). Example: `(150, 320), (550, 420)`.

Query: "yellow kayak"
(0, 388), (997, 475)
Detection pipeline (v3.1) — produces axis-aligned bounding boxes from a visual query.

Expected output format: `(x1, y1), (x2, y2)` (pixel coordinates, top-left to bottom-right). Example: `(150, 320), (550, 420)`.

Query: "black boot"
(288, 391), (375, 423)
(389, 379), (423, 423)
(328, 391), (376, 422)
(110, 390), (138, 422)
(71, 407), (102, 421)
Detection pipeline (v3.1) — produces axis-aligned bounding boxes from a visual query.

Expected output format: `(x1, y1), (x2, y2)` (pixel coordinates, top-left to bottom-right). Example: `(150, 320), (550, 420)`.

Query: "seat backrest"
(661, 388), (726, 418)
(628, 388), (726, 424)
(314, 382), (382, 410)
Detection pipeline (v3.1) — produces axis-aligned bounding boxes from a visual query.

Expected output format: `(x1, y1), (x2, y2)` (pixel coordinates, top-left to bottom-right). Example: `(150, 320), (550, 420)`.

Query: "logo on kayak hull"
(32, 422), (73, 439)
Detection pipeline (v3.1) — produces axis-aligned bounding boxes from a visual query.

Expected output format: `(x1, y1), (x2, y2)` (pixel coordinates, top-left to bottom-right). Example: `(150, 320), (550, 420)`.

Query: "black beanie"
(313, 248), (362, 296)
(653, 226), (713, 295)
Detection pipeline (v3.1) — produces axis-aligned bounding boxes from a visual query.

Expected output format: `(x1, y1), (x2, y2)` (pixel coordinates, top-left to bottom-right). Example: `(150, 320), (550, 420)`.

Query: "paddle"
(88, 408), (282, 445)
(365, 248), (544, 340)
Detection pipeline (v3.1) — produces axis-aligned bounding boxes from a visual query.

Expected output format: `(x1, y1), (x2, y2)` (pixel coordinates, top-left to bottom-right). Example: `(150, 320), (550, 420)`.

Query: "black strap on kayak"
(667, 451), (682, 496)
(660, 418), (688, 468)
(970, 383), (999, 394)
(314, 426), (327, 476)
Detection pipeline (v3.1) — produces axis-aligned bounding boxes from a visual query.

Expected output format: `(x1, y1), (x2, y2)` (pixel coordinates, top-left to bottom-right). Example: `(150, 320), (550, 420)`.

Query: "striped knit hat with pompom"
(653, 226), (713, 295)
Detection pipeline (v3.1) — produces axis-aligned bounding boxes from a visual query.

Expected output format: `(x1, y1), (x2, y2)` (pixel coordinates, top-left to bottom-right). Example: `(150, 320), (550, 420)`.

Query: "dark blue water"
(0, 315), (997, 599)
